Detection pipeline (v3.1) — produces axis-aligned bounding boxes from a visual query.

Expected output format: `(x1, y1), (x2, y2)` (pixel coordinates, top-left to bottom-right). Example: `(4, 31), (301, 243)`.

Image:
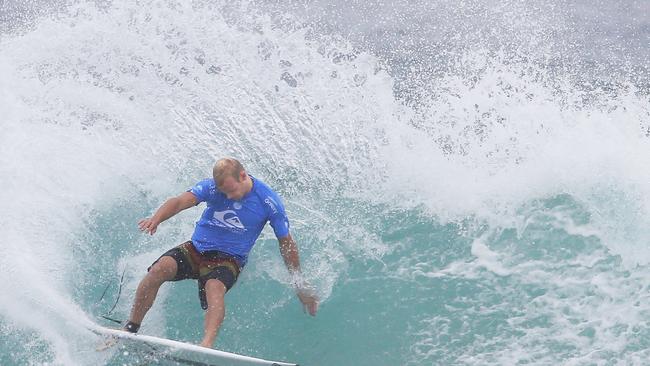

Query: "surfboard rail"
(90, 324), (298, 366)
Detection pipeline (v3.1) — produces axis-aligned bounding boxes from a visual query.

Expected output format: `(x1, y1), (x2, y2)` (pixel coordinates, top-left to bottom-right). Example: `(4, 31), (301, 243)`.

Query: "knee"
(204, 279), (227, 309)
(205, 279), (227, 296)
(146, 256), (177, 283)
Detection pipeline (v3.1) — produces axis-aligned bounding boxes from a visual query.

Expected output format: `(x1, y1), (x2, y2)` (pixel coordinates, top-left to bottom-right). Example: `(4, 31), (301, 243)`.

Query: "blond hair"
(213, 157), (245, 183)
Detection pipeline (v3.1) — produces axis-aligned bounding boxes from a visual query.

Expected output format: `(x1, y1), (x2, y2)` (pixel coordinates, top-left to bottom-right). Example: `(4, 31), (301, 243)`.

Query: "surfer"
(123, 157), (318, 348)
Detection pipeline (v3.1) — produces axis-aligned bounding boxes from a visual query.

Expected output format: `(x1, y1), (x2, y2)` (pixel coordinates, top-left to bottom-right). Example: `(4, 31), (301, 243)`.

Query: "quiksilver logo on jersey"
(212, 210), (247, 231)
(264, 197), (278, 214)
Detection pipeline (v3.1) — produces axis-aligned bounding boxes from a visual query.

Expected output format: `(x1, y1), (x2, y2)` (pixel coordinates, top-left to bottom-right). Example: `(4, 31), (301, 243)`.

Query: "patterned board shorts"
(149, 241), (241, 310)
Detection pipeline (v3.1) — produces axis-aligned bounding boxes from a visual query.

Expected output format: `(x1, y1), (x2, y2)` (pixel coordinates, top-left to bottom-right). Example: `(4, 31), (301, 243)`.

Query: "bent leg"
(128, 256), (178, 326)
(200, 278), (227, 348)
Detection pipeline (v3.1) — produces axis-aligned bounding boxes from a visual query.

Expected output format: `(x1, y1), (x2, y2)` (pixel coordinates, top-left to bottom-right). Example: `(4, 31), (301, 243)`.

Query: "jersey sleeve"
(188, 178), (212, 203)
(264, 192), (290, 239)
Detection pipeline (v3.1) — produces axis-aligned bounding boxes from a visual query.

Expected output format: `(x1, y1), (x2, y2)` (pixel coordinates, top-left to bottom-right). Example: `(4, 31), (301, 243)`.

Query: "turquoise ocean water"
(1, 1), (650, 365)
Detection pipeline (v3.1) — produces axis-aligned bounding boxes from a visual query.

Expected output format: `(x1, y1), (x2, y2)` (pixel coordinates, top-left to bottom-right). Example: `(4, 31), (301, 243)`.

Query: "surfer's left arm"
(279, 234), (319, 316)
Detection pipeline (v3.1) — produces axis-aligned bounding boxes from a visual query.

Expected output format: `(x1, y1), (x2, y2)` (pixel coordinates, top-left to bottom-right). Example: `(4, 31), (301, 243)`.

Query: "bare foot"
(199, 340), (213, 348)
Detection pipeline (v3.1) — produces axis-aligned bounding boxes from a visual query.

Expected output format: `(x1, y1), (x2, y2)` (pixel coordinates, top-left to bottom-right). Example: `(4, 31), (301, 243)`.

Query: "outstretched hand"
(296, 288), (319, 316)
(138, 218), (159, 235)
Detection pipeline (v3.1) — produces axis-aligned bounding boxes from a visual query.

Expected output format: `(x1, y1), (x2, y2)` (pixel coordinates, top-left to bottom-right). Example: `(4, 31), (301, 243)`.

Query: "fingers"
(305, 300), (318, 316)
(138, 218), (158, 235)
(297, 291), (319, 316)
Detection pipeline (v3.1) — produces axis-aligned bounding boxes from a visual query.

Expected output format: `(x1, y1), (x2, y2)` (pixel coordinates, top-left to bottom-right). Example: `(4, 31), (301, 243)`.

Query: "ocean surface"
(1, 0), (649, 365)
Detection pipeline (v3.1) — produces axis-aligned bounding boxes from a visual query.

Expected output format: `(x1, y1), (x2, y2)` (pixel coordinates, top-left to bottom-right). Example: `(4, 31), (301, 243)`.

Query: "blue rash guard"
(188, 176), (290, 267)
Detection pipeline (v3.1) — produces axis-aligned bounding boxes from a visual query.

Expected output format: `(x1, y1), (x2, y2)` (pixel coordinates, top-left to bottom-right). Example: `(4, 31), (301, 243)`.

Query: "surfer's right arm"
(138, 192), (198, 235)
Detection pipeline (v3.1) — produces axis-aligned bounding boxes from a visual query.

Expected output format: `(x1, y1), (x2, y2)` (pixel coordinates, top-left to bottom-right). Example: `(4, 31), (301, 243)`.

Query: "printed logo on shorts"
(212, 210), (247, 232)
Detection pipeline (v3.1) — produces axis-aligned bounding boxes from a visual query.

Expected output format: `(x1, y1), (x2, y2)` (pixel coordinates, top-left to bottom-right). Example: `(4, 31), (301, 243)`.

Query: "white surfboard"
(90, 325), (298, 366)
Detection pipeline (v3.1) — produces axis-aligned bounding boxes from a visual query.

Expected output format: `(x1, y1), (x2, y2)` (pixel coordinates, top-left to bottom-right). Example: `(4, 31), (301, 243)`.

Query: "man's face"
(217, 174), (247, 200)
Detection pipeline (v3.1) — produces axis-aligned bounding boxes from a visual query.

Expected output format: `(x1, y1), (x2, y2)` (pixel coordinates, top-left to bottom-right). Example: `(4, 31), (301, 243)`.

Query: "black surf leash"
(97, 266), (127, 325)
